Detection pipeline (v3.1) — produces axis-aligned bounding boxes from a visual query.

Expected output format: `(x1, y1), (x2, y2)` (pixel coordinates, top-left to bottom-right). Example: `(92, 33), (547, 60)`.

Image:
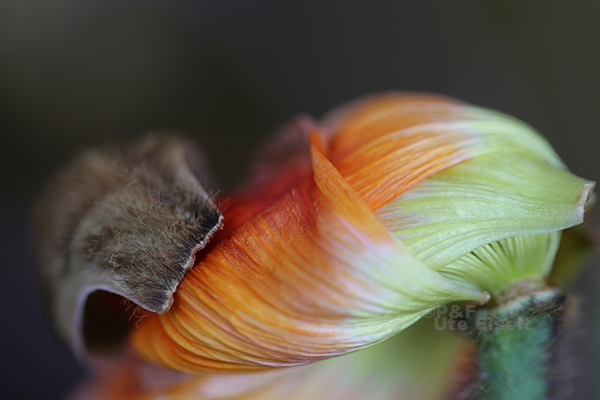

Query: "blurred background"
(1, 1), (599, 398)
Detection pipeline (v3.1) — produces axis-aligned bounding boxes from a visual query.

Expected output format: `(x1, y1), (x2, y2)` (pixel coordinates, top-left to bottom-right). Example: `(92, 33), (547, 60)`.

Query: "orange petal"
(129, 143), (486, 373)
(323, 92), (465, 160)
(323, 92), (561, 209)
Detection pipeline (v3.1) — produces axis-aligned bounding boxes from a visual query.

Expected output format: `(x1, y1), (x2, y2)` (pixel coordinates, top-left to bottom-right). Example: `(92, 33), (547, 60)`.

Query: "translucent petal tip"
(577, 182), (596, 219)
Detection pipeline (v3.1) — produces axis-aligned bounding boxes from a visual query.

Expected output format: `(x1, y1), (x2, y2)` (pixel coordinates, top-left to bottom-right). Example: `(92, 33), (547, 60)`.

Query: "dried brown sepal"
(32, 135), (222, 363)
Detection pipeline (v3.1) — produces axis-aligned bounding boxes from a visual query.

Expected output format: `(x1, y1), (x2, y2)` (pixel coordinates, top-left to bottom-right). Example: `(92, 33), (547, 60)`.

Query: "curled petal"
(322, 92), (466, 161)
(376, 153), (594, 270)
(130, 142), (487, 372)
(324, 93), (564, 209)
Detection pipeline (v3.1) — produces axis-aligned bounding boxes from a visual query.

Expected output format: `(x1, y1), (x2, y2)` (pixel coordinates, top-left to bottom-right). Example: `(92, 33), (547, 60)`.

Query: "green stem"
(469, 288), (562, 400)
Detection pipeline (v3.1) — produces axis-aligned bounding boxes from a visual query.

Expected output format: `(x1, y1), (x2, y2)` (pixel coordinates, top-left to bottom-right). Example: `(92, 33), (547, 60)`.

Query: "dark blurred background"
(1, 1), (599, 399)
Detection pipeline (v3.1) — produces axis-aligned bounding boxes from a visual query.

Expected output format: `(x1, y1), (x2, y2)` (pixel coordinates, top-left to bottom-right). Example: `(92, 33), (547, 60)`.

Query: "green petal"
(439, 232), (560, 295)
(376, 152), (594, 271)
(459, 107), (567, 169)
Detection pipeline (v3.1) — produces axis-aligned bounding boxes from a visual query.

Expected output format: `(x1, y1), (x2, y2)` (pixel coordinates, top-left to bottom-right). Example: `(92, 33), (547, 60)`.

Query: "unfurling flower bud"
(129, 93), (593, 374)
(35, 93), (595, 399)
